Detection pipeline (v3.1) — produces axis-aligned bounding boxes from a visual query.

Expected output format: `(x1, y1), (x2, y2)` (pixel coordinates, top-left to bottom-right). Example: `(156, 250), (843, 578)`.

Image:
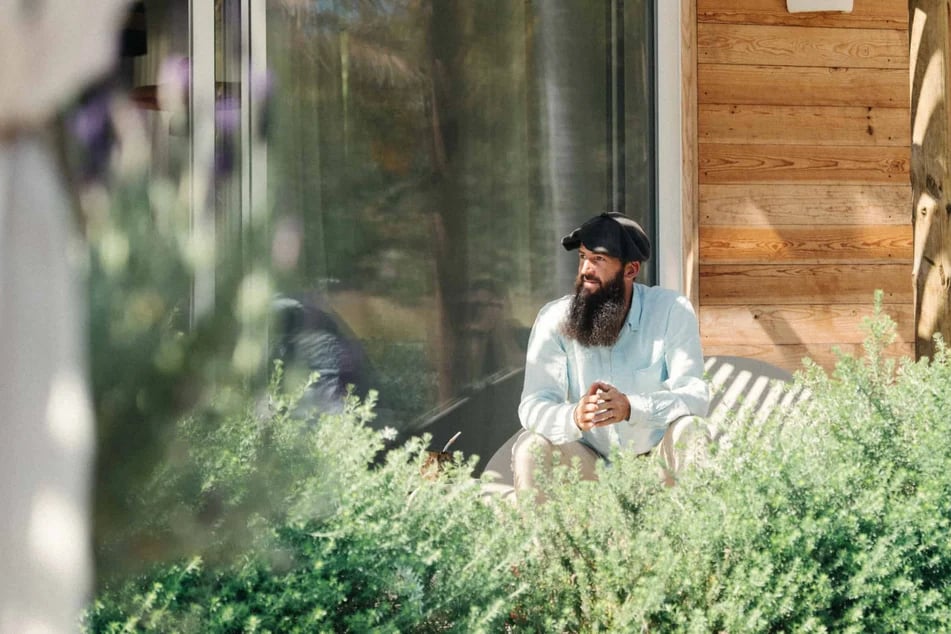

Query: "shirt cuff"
(562, 403), (584, 442)
(625, 392), (651, 425)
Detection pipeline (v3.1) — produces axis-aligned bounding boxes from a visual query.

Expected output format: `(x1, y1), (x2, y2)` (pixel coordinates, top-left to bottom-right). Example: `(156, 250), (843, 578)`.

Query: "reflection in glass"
(265, 0), (655, 462)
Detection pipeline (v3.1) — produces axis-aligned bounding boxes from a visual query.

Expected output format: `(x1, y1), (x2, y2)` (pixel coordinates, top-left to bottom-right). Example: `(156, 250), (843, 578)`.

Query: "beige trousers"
(511, 431), (602, 502)
(510, 416), (709, 499)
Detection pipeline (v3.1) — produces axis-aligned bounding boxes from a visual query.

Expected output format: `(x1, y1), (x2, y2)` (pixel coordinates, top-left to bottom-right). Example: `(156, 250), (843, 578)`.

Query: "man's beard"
(561, 269), (628, 347)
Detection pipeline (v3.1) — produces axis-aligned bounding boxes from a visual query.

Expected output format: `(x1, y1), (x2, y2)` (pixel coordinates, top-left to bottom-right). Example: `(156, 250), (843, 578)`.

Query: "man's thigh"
(511, 430), (601, 489)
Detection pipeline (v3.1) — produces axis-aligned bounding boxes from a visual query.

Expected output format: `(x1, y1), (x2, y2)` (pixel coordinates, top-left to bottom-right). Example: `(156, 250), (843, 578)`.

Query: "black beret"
(561, 212), (651, 262)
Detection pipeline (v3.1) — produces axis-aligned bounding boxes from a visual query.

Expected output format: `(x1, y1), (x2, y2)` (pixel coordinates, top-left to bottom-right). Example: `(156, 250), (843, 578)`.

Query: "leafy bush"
(631, 301), (951, 632)
(86, 301), (951, 632)
(83, 156), (272, 579)
(85, 369), (528, 633)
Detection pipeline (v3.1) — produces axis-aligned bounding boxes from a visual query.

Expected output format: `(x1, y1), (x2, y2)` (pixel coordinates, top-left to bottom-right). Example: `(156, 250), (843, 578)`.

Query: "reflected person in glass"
(513, 212), (710, 501)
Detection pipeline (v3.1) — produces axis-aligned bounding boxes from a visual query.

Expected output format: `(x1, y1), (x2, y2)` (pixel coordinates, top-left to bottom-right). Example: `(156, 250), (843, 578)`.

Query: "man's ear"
(625, 261), (640, 280)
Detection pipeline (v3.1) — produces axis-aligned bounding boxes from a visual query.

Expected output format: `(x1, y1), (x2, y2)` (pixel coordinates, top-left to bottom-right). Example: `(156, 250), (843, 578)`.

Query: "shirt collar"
(625, 283), (643, 331)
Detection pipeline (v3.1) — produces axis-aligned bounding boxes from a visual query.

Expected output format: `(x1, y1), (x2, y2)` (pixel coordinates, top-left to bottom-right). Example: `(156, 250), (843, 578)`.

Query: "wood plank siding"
(695, 0), (912, 372)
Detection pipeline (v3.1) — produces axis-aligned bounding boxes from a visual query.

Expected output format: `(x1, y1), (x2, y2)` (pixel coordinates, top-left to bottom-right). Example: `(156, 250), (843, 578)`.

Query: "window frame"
(189, 0), (216, 319)
(655, 1), (687, 294)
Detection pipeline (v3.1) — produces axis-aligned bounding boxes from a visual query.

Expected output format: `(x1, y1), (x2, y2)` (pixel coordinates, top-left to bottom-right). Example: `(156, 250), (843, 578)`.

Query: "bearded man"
(513, 212), (710, 498)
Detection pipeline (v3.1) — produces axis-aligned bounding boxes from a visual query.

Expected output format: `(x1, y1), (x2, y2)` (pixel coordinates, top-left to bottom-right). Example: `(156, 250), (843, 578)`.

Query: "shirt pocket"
(624, 357), (666, 394)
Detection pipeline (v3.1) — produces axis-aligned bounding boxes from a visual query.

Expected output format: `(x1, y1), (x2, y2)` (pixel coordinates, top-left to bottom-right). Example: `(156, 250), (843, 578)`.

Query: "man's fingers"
(590, 406), (616, 424)
(577, 387), (626, 430)
(600, 385), (620, 399)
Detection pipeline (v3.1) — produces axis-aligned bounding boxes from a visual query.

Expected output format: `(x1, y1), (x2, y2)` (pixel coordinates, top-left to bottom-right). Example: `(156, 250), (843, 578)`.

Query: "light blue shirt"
(518, 283), (710, 456)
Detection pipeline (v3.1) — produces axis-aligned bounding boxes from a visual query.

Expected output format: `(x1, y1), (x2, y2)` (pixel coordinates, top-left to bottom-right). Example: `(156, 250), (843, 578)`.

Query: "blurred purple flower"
(213, 68), (274, 180)
(67, 83), (115, 184)
(215, 97), (241, 132)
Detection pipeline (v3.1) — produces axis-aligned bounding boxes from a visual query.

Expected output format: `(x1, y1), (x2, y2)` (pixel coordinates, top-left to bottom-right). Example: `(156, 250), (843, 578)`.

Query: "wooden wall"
(694, 0), (913, 372)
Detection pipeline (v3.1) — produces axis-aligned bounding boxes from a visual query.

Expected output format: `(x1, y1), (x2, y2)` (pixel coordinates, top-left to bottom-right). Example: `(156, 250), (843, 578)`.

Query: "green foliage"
(86, 169), (272, 579)
(85, 371), (528, 633)
(87, 302), (951, 632)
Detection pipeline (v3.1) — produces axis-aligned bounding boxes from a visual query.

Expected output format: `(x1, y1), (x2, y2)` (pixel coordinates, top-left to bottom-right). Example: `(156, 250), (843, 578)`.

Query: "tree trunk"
(910, 0), (951, 359)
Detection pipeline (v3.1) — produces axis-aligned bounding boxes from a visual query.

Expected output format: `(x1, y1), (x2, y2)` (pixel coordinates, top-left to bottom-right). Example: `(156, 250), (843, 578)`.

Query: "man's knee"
(659, 415), (711, 485)
(512, 430), (554, 465)
(512, 431), (602, 496)
(511, 430), (555, 493)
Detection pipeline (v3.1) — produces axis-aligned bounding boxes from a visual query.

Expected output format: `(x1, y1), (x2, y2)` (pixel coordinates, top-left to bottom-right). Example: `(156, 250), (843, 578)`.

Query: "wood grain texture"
(698, 0), (908, 30)
(700, 303), (915, 345)
(701, 342), (914, 373)
(693, 0), (913, 368)
(699, 143), (909, 184)
(699, 23), (907, 69)
(700, 225), (912, 263)
(699, 64), (908, 107)
(700, 184), (910, 225)
(683, 0), (700, 306)
(699, 263), (912, 304)
(910, 0), (951, 360)
(699, 104), (908, 146)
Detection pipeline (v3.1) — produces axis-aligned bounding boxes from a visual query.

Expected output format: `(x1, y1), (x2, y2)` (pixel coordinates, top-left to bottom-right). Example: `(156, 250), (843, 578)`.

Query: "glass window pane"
(265, 0), (655, 466)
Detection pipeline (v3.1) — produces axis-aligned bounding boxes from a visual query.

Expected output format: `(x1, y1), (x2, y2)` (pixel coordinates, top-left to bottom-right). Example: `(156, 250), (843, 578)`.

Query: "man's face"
(576, 246), (624, 295)
(561, 247), (632, 347)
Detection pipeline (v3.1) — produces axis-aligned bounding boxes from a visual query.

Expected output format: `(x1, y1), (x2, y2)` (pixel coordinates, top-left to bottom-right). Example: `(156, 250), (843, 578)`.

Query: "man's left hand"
(577, 381), (631, 429)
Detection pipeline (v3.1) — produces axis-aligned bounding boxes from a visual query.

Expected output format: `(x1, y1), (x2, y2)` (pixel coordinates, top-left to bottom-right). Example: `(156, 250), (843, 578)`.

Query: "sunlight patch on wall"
(913, 51), (945, 147)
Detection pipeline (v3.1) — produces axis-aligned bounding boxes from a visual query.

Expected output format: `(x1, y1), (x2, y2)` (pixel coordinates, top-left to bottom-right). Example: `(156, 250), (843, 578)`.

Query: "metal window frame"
(656, 0), (685, 293)
(189, 0), (268, 318)
(189, 0), (216, 318)
(242, 0), (268, 242)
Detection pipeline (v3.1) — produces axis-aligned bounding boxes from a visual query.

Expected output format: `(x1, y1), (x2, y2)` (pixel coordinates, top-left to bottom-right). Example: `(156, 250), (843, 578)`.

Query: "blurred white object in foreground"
(0, 1), (129, 632)
(0, 0), (128, 130)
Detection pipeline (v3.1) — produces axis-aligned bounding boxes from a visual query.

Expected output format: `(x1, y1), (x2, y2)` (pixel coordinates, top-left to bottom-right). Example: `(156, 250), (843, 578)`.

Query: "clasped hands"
(573, 381), (631, 432)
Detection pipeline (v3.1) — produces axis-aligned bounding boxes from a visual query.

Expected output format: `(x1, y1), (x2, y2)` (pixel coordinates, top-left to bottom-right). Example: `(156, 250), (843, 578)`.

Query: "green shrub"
(511, 298), (951, 633)
(85, 369), (528, 633)
(86, 300), (951, 632)
(633, 300), (951, 632)
(85, 168), (273, 580)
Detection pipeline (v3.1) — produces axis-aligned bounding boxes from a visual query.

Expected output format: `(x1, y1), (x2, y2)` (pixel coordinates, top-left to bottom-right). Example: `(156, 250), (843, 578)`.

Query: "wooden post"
(681, 0), (699, 308)
(911, 0), (951, 359)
